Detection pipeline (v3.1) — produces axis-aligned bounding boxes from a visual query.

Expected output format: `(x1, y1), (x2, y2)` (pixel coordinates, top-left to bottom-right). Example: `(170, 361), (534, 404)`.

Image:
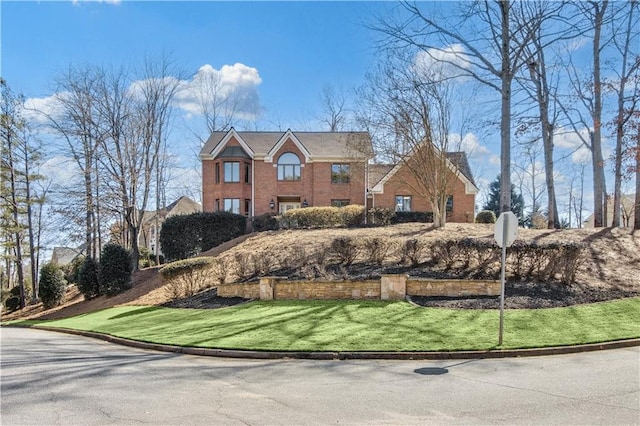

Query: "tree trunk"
(635, 126), (640, 230)
(591, 1), (607, 227)
(24, 153), (38, 302)
(499, 1), (512, 214)
(6, 135), (26, 309)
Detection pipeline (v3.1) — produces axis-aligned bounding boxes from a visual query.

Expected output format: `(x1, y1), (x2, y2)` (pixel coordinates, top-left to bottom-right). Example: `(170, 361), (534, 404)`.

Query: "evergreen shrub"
(77, 257), (100, 300)
(392, 211), (433, 224)
(160, 212), (246, 261)
(252, 212), (280, 232)
(475, 210), (497, 224)
(39, 263), (67, 309)
(5, 296), (20, 312)
(367, 207), (395, 226)
(99, 243), (132, 296)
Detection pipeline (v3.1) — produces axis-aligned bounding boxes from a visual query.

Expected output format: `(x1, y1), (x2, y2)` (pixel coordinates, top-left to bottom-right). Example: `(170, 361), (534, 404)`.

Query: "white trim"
(264, 129), (311, 163)
(369, 153), (479, 195)
(205, 128), (254, 160)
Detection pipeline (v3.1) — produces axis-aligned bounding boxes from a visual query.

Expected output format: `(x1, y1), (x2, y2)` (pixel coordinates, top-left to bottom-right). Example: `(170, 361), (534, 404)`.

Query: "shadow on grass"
(108, 306), (159, 320)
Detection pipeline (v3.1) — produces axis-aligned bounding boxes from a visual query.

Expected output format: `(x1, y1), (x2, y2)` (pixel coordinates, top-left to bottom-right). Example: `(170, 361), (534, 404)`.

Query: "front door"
(279, 202), (301, 214)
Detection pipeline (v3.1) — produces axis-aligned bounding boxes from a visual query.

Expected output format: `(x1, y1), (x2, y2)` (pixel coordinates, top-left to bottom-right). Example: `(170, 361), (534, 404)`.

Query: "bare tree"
(356, 51), (462, 228)
(42, 66), (102, 259)
(374, 1), (552, 215)
(96, 58), (182, 270)
(191, 66), (242, 142)
(607, 0), (640, 227)
(561, 1), (612, 228)
(318, 84), (349, 131)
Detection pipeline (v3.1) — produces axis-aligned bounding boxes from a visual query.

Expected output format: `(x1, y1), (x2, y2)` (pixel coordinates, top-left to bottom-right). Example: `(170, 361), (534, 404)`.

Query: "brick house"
(138, 196), (201, 255)
(200, 128), (477, 221)
(368, 152), (478, 223)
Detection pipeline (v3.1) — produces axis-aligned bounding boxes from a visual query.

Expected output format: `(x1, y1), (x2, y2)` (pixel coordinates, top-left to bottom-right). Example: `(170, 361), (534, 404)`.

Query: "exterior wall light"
(269, 199), (275, 210)
(302, 199), (309, 208)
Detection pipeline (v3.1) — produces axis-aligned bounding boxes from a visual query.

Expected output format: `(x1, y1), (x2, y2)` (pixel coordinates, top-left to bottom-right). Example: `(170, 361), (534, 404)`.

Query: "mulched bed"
(410, 281), (639, 309)
(161, 288), (250, 309)
(162, 281), (639, 310)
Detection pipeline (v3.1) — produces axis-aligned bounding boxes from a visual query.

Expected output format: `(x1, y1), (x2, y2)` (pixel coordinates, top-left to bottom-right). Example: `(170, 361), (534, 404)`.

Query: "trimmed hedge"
(252, 212), (279, 232)
(159, 257), (214, 280)
(392, 211), (433, 224)
(160, 257), (215, 298)
(160, 212), (247, 261)
(279, 205), (366, 229)
(367, 207), (395, 226)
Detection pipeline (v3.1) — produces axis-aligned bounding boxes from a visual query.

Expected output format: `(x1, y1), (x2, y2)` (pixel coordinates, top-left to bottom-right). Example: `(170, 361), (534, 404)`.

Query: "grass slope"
(17, 298), (640, 352)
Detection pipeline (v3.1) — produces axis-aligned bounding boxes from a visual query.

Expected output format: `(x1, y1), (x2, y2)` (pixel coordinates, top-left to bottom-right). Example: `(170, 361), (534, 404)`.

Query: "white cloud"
(23, 92), (69, 125)
(72, 0), (121, 5)
(450, 132), (491, 159)
(39, 156), (81, 188)
(554, 126), (590, 150)
(174, 63), (262, 120)
(414, 44), (472, 81)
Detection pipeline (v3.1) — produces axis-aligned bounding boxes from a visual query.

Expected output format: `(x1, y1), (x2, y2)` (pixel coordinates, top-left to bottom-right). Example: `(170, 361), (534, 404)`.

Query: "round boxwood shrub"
(99, 243), (133, 296)
(39, 263), (67, 309)
(77, 256), (100, 300)
(5, 296), (20, 312)
(475, 210), (497, 224)
(252, 212), (279, 232)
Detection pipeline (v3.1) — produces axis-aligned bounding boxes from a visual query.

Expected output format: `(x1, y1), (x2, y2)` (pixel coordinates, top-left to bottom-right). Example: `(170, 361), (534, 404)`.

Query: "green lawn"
(13, 298), (640, 352)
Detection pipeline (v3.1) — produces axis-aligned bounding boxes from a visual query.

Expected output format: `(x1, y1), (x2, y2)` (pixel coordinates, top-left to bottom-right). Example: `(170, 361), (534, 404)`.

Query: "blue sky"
(2, 1), (389, 128)
(3, 0), (624, 226)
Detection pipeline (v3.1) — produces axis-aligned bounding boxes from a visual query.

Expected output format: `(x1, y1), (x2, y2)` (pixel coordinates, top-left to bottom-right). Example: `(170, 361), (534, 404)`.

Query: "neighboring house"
(138, 195), (202, 255)
(200, 128), (477, 221)
(50, 246), (85, 266)
(583, 194), (636, 228)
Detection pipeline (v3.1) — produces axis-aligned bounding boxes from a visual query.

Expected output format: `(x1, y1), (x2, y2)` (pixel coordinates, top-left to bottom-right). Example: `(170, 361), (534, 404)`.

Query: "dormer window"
(277, 152), (301, 181)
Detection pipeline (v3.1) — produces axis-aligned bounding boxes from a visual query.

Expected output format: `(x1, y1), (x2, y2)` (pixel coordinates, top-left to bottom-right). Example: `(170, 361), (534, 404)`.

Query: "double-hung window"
(277, 153), (301, 181)
(395, 195), (412, 212)
(224, 162), (240, 182)
(331, 164), (350, 184)
(224, 198), (240, 214)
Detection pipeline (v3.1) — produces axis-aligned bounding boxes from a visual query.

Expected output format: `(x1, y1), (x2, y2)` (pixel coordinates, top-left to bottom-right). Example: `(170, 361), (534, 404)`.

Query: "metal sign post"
(494, 211), (518, 346)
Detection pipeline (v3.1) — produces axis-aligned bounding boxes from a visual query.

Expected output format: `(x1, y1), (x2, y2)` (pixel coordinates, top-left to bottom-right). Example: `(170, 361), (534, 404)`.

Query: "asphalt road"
(1, 327), (639, 425)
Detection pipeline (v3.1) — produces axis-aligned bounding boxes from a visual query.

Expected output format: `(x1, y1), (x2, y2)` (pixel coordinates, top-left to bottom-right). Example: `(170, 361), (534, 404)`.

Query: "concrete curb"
(8, 324), (640, 360)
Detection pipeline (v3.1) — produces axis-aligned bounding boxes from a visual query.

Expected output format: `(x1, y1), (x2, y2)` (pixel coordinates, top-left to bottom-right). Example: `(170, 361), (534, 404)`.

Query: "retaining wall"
(217, 275), (500, 301)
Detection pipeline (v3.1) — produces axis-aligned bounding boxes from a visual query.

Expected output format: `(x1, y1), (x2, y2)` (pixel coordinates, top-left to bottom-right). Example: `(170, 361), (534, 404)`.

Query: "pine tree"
(483, 174), (525, 225)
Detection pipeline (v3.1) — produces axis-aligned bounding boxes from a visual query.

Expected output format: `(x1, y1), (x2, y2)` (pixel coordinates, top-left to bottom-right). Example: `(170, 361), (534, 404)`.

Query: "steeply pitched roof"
(368, 164), (395, 187)
(141, 196), (202, 225)
(200, 129), (374, 160)
(368, 151), (478, 195)
(446, 152), (476, 186)
(51, 246), (84, 266)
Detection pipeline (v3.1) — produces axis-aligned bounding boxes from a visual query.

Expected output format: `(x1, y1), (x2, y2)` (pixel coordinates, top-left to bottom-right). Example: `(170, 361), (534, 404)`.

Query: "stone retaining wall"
(217, 275), (499, 301)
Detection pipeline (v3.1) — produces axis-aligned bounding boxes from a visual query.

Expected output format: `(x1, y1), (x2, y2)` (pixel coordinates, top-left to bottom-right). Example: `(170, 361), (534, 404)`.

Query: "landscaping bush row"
(277, 205), (365, 229)
(180, 236), (585, 289)
(160, 212), (247, 261)
(160, 257), (217, 299)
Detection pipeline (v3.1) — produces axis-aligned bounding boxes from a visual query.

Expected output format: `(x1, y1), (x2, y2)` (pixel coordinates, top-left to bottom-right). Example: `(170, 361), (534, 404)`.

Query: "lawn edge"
(7, 324), (639, 360)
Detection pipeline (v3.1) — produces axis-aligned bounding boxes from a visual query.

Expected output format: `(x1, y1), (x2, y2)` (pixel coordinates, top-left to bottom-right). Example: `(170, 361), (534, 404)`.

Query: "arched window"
(277, 152), (301, 181)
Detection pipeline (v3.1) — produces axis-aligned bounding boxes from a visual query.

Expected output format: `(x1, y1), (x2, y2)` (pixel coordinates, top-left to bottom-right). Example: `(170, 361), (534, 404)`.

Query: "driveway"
(1, 328), (638, 425)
